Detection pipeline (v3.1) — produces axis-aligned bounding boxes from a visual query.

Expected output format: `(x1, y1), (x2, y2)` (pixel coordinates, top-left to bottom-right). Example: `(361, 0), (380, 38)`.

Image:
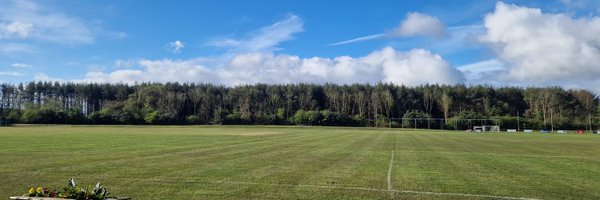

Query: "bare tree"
(423, 88), (434, 115)
(538, 88), (560, 126)
(482, 97), (491, 117)
(355, 91), (368, 118)
(439, 93), (453, 122)
(340, 89), (352, 115)
(267, 89), (282, 115)
(370, 90), (380, 127)
(298, 87), (314, 111)
(189, 87), (204, 115)
(381, 90), (394, 120)
(324, 86), (340, 112)
(572, 89), (597, 130)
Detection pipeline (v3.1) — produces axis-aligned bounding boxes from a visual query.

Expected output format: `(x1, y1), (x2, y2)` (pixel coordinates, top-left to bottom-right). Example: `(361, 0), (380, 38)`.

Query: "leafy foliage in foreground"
(24, 178), (109, 200)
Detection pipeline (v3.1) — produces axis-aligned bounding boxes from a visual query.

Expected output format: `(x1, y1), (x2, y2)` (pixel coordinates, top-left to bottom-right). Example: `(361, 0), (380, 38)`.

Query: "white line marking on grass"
(388, 189), (540, 200)
(138, 178), (539, 200)
(387, 150), (394, 191)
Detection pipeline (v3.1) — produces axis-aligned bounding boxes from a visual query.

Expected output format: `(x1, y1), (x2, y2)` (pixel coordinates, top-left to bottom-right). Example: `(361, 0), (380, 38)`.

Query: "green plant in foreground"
(24, 187), (59, 198)
(24, 178), (110, 200)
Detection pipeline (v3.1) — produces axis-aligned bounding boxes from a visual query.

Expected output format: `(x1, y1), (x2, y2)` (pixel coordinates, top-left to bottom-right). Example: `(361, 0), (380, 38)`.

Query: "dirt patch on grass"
(231, 132), (286, 136)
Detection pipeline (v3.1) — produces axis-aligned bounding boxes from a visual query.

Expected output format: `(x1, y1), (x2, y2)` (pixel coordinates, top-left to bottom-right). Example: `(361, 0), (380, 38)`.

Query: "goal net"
(473, 125), (500, 132)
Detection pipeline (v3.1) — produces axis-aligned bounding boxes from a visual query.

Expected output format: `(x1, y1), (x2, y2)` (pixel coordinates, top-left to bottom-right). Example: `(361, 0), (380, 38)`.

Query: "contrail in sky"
(328, 33), (386, 46)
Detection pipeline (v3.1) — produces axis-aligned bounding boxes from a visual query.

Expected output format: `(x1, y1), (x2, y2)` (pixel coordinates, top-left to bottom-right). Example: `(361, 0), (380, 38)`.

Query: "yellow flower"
(36, 187), (43, 193)
(28, 187), (35, 194)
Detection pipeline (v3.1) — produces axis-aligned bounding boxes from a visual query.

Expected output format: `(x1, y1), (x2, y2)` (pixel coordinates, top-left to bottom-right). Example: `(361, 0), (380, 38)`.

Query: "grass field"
(1, 126), (599, 199)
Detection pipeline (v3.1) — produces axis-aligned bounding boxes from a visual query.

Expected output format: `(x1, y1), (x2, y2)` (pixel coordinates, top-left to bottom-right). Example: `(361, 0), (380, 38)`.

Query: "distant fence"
(387, 118), (497, 130)
(9, 124), (74, 127)
(365, 117), (599, 131)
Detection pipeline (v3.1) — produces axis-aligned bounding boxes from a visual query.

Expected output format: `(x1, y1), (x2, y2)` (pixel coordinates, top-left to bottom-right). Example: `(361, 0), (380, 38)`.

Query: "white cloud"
(0, 0), (95, 44)
(396, 12), (447, 38)
(0, 43), (36, 53)
(83, 70), (144, 83)
(114, 59), (139, 69)
(11, 63), (32, 68)
(479, 2), (600, 90)
(80, 58), (217, 84)
(377, 48), (463, 85)
(53, 47), (464, 86)
(457, 59), (505, 82)
(86, 64), (106, 72)
(168, 40), (184, 53)
(34, 73), (63, 82)
(207, 14), (304, 53)
(0, 71), (22, 76)
(429, 25), (485, 54)
(330, 12), (446, 46)
(1, 21), (34, 38)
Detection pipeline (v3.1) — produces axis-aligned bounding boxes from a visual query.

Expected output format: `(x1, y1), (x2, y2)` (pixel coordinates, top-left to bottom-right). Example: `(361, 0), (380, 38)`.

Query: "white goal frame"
(473, 125), (500, 132)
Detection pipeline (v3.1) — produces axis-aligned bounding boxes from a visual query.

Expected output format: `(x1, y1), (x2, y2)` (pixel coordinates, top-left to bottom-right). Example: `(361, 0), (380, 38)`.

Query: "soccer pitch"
(1, 126), (599, 199)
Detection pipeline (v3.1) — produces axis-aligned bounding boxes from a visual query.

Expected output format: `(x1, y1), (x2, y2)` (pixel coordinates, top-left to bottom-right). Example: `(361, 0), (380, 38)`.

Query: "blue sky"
(1, 0), (600, 91)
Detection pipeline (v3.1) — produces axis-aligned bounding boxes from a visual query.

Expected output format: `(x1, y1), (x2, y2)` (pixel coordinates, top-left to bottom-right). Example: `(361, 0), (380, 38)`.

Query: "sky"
(1, 0), (600, 92)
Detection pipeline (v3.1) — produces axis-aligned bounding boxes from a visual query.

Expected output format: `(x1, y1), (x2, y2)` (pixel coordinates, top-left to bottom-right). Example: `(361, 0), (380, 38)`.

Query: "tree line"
(0, 82), (598, 129)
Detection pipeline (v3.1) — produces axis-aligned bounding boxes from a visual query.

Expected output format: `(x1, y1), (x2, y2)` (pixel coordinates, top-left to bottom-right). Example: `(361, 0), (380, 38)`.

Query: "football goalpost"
(472, 125), (500, 132)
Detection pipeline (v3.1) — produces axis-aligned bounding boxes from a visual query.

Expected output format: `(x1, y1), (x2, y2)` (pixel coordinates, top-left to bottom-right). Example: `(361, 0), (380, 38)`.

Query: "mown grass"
(0, 126), (599, 199)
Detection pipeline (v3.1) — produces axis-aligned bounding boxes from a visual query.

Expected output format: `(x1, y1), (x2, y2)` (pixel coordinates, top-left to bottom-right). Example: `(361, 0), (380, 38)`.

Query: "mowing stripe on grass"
(387, 150), (394, 191)
(388, 189), (540, 200)
(396, 149), (592, 159)
(131, 178), (540, 200)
